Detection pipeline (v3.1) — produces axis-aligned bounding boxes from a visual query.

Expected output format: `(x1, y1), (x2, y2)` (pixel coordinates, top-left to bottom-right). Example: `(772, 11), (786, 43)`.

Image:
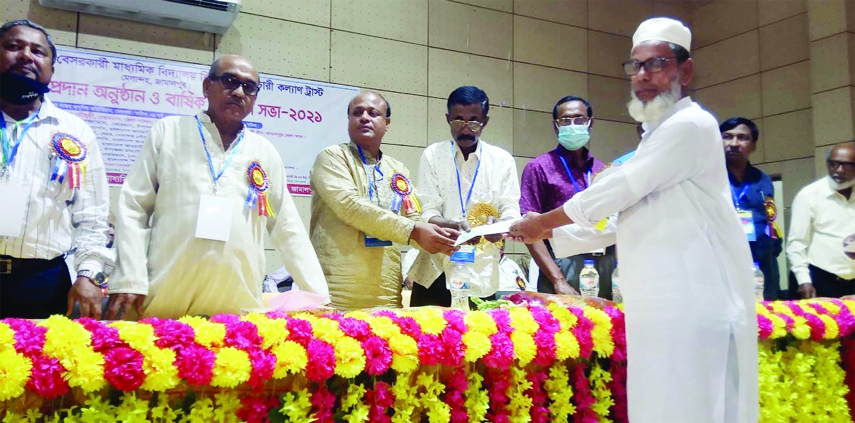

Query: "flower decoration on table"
(3, 299), (855, 422)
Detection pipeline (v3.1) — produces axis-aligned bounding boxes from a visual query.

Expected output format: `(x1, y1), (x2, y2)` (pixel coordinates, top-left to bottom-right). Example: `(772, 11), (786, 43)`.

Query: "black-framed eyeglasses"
(450, 120), (484, 131)
(210, 73), (260, 96)
(555, 116), (590, 127)
(827, 159), (855, 171)
(622, 57), (678, 76)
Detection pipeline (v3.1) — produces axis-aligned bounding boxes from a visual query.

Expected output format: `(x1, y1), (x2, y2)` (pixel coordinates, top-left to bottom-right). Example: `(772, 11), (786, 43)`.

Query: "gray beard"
(627, 80), (682, 123)
(830, 177), (855, 191)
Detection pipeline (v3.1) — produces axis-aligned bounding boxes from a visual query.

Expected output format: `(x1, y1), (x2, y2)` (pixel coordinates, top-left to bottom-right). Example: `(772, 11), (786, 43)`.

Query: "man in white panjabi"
(508, 17), (759, 423)
(107, 55), (328, 319)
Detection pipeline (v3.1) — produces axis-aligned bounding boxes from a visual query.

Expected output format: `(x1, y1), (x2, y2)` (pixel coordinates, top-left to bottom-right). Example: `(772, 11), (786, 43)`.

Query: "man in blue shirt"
(721, 117), (782, 300)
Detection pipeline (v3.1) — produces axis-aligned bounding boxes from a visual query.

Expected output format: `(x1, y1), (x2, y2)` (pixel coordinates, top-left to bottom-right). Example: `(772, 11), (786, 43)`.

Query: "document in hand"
(454, 218), (522, 246)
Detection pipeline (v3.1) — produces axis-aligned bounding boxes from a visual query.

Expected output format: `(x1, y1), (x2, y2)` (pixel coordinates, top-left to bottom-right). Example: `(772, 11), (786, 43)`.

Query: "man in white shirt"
(409, 86), (521, 307)
(787, 141), (855, 298)
(508, 17), (758, 423)
(0, 20), (112, 319)
(107, 55), (328, 319)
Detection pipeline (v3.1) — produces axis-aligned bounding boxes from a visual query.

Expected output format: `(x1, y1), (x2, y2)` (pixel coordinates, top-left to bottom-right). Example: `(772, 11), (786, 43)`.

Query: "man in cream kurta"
(108, 55), (327, 319)
(509, 18), (758, 423)
(311, 91), (458, 311)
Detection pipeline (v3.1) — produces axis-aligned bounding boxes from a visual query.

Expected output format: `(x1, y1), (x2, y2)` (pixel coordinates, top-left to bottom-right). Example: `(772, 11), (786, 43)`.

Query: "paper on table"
(454, 218), (522, 246)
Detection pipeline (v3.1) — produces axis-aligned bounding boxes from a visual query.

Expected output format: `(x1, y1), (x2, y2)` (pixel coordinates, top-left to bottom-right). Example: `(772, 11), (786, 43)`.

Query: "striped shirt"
(0, 97), (113, 275)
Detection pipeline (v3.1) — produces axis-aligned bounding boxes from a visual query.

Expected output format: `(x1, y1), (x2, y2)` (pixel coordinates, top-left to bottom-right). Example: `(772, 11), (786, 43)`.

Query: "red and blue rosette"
(390, 173), (421, 214)
(50, 132), (87, 189)
(246, 161), (274, 217)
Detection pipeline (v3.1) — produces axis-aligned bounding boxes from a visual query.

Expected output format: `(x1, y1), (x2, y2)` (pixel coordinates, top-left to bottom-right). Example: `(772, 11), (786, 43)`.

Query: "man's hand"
(506, 212), (551, 244)
(412, 222), (460, 255)
(551, 277), (579, 295)
(67, 277), (104, 319)
(403, 277), (415, 290)
(797, 283), (816, 299)
(483, 216), (504, 244)
(104, 293), (146, 320)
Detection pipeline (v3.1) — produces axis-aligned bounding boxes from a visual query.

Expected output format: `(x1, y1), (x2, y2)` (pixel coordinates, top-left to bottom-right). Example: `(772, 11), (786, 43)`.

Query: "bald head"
(203, 54), (259, 131)
(347, 91), (391, 118)
(209, 54), (258, 81)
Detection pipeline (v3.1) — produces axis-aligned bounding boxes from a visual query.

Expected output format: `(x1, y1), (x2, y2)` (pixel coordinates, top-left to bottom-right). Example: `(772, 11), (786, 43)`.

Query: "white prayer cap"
(632, 17), (692, 52)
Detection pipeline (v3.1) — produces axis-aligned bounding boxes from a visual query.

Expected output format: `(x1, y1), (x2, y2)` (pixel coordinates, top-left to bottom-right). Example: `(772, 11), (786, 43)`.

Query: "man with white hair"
(508, 17), (759, 422)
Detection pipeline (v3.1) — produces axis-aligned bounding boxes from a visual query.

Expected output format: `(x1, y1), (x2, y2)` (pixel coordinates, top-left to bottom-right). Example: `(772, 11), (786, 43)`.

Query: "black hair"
(552, 95), (593, 120)
(447, 86), (489, 116)
(0, 19), (57, 64)
(719, 117), (759, 143)
(346, 91), (391, 118)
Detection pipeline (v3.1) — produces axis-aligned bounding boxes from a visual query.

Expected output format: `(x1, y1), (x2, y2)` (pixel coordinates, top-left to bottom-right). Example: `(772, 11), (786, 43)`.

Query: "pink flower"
(374, 311), (422, 338)
(26, 354), (69, 399)
(236, 395), (277, 423)
(440, 327), (465, 367)
(305, 339), (335, 381)
(285, 317), (314, 346)
(219, 319), (263, 350)
(609, 361), (629, 423)
(141, 317), (195, 349)
(526, 371), (550, 423)
(78, 318), (126, 352)
(175, 344), (216, 386)
(104, 346), (146, 392)
(485, 369), (511, 423)
(532, 330), (557, 366)
(366, 381), (394, 423)
(362, 336), (392, 376)
(757, 314), (773, 339)
(5, 319), (47, 355)
(417, 334), (444, 366)
(311, 384), (336, 423)
(789, 303), (826, 341)
(482, 332), (514, 370)
(337, 316), (372, 341)
(573, 362), (598, 423)
(446, 367), (469, 423)
(247, 348), (276, 390)
(443, 310), (467, 333)
(490, 309), (512, 333)
(570, 308), (595, 359)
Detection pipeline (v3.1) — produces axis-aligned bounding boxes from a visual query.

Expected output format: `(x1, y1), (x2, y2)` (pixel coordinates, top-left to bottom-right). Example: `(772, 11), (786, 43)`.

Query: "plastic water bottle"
(753, 262), (764, 301)
(446, 247), (475, 311)
(579, 259), (599, 298)
(612, 262), (622, 304)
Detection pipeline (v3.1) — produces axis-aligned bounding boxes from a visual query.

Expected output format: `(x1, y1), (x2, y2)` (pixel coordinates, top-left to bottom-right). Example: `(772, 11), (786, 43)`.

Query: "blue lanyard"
(556, 148), (591, 194)
(0, 112), (40, 170)
(356, 144), (384, 201)
(730, 183), (750, 210)
(195, 116), (245, 186)
(453, 141), (481, 215)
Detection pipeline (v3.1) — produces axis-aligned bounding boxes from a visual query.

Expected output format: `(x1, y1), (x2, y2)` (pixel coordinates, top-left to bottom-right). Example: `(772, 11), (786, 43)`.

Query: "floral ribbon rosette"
(467, 202), (503, 248)
(50, 132), (87, 188)
(245, 161), (274, 217)
(390, 173), (421, 214)
(764, 195), (783, 239)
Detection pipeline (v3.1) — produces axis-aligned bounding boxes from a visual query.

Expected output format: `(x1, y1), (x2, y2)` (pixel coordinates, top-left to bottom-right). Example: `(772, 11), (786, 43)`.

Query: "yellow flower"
(0, 349), (32, 401)
(366, 316), (400, 340)
(211, 347), (252, 388)
(183, 397), (215, 423)
(554, 331), (581, 361)
(548, 303), (578, 330)
(213, 392), (241, 422)
(584, 306), (615, 357)
(766, 314), (788, 339)
(545, 365), (576, 421)
(115, 393), (150, 423)
(589, 361), (615, 419)
(0, 323), (15, 353)
(311, 316), (346, 343)
(342, 383), (367, 410)
(67, 349), (107, 393)
(280, 388), (314, 422)
(151, 393), (183, 422)
(508, 307), (539, 334)
(140, 348), (180, 391)
(465, 371), (489, 422)
(408, 308), (446, 335)
(334, 337), (366, 378)
(462, 331), (491, 362)
(510, 331), (537, 366)
(40, 316), (105, 393)
(271, 340), (308, 378)
(506, 367), (533, 422)
(389, 334), (419, 374)
(464, 311), (497, 336)
(818, 314), (840, 340)
(178, 316), (226, 349)
(242, 313), (288, 350)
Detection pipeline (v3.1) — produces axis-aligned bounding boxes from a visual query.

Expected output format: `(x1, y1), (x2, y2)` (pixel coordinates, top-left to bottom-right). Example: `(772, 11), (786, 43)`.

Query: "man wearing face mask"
(409, 86), (521, 307)
(0, 20), (112, 319)
(787, 141), (855, 299)
(519, 96), (616, 297)
(107, 55), (328, 319)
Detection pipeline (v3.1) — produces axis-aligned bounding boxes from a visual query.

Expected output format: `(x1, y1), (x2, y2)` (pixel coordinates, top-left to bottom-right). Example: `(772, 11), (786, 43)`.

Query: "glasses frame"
(826, 159), (855, 171)
(554, 116), (591, 127)
(209, 73), (260, 96)
(622, 57), (678, 76)
(449, 119), (484, 131)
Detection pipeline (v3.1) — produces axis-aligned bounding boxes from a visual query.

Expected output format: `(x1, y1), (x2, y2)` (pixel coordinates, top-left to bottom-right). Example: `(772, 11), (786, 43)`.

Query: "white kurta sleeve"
(498, 154), (522, 220)
(110, 122), (162, 295)
(71, 124), (114, 275)
(266, 155), (329, 298)
(562, 117), (705, 227)
(551, 214), (618, 258)
(415, 149), (444, 222)
(786, 188), (814, 285)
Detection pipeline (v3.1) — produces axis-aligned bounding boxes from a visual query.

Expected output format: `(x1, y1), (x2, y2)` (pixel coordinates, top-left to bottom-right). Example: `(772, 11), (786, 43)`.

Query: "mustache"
(456, 134), (476, 142)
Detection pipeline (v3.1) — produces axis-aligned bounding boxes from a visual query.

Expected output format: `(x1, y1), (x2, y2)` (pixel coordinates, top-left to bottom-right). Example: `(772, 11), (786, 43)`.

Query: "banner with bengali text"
(50, 46), (358, 195)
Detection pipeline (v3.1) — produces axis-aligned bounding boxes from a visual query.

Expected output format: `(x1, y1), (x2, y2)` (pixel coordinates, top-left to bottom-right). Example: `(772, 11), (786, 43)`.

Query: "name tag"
(737, 210), (756, 242)
(195, 195), (234, 242)
(364, 235), (392, 247)
(0, 184), (28, 238)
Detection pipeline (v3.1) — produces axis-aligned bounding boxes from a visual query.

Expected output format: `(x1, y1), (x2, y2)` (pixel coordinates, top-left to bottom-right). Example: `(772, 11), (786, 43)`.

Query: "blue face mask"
(557, 123), (590, 151)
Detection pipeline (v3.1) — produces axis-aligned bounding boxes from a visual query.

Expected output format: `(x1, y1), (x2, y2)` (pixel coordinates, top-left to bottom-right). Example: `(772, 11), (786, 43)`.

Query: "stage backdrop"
(49, 46), (358, 196)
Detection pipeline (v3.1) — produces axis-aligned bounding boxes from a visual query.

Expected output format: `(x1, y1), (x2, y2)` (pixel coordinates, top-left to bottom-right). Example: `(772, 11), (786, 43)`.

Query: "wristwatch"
(77, 270), (107, 288)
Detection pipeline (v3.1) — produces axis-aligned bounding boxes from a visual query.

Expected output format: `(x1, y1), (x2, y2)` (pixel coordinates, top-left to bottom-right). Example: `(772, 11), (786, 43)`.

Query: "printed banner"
(50, 46), (357, 195)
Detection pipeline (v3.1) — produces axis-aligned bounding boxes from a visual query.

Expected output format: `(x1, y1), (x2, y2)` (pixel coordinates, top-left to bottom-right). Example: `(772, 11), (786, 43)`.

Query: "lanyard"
(356, 144), (384, 202)
(195, 116), (245, 187)
(556, 148), (591, 194)
(453, 141), (481, 215)
(730, 183), (750, 210)
(0, 112), (40, 171)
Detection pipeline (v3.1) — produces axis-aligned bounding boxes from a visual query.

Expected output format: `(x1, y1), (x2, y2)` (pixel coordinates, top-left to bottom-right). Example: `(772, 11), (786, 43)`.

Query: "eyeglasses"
(827, 159), (855, 171)
(622, 57), (678, 76)
(449, 120), (484, 131)
(210, 73), (260, 96)
(555, 116), (590, 127)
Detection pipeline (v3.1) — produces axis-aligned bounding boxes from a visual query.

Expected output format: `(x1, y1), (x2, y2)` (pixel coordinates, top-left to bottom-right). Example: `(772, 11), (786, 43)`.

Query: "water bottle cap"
(584, 259), (595, 266)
